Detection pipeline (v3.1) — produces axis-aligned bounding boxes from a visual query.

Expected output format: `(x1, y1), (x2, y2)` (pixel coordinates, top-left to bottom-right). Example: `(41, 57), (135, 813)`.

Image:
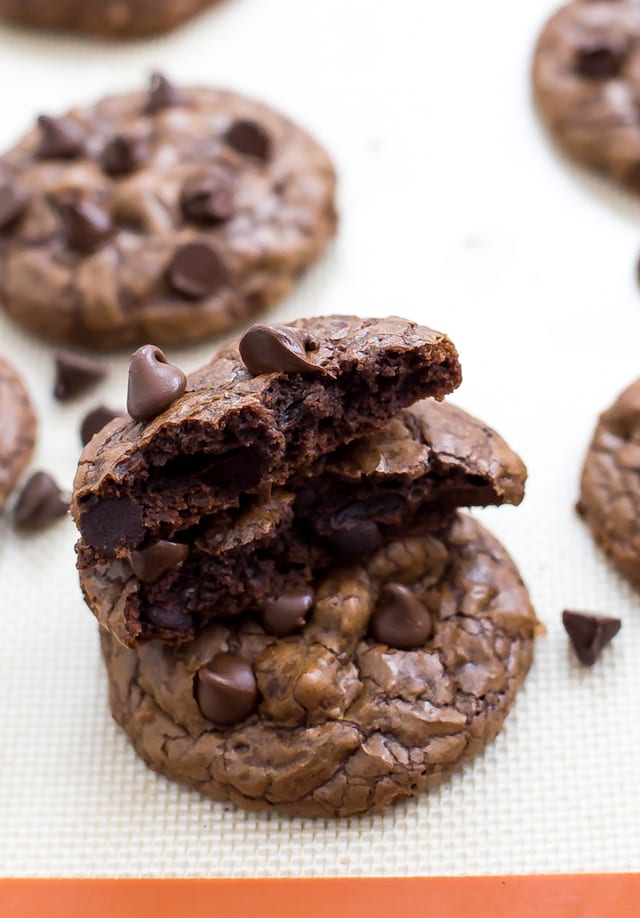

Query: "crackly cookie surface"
(578, 378), (640, 587)
(533, 1), (640, 193)
(101, 514), (538, 818)
(0, 78), (337, 350)
(0, 356), (37, 510)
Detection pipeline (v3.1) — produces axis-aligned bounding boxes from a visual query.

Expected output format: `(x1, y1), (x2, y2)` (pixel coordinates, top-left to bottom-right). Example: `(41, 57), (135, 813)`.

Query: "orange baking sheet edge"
(1, 876), (639, 917)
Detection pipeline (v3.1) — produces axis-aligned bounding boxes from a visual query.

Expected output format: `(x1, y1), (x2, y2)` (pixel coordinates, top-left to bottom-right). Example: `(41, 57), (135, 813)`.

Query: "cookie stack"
(71, 315), (538, 817)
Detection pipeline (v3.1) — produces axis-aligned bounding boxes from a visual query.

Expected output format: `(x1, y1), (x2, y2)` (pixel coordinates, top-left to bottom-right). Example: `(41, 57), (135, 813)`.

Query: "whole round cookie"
(101, 514), (538, 818)
(0, 355), (37, 510)
(0, 0), (219, 38)
(0, 76), (337, 350)
(578, 378), (640, 587)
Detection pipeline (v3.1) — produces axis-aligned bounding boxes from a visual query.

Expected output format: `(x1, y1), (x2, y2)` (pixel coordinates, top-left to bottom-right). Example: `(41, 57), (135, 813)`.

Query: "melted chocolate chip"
(225, 119), (271, 162)
(37, 115), (85, 160)
(80, 497), (145, 552)
(195, 654), (258, 725)
(180, 174), (235, 224)
(562, 610), (621, 665)
(239, 324), (324, 376)
(101, 134), (150, 176)
(57, 198), (112, 253)
(326, 519), (383, 562)
(145, 603), (194, 633)
(130, 540), (189, 583)
(261, 586), (315, 636)
(80, 405), (123, 446)
(575, 41), (625, 80)
(14, 472), (69, 530)
(144, 72), (185, 114)
(166, 241), (228, 300)
(0, 185), (27, 229)
(53, 350), (107, 401)
(369, 583), (433, 650)
(127, 344), (186, 423)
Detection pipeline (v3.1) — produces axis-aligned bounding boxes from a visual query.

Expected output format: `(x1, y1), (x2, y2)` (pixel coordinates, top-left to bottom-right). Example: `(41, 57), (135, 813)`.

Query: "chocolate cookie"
(0, 77), (337, 350)
(0, 356), (37, 510)
(0, 0), (219, 38)
(100, 514), (538, 818)
(533, 1), (640, 193)
(578, 378), (640, 587)
(78, 398), (526, 646)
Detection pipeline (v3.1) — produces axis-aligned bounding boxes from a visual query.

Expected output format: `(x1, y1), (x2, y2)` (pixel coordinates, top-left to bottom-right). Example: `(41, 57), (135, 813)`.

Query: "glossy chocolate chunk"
(369, 583), (433, 650)
(261, 586), (315, 636)
(145, 604), (194, 633)
(130, 541), (189, 583)
(101, 134), (150, 176)
(225, 119), (271, 162)
(80, 497), (145, 552)
(575, 41), (625, 79)
(57, 198), (112, 253)
(180, 174), (234, 224)
(80, 406), (123, 446)
(239, 323), (324, 376)
(14, 471), (69, 529)
(0, 185), (27, 229)
(144, 72), (185, 114)
(127, 345), (186, 423)
(53, 350), (107, 402)
(166, 241), (228, 300)
(37, 115), (85, 160)
(562, 610), (621, 665)
(195, 654), (258, 725)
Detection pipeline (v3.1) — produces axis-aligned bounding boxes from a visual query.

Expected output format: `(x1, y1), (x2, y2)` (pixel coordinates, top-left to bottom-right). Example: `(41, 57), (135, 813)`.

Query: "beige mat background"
(1, 0), (640, 877)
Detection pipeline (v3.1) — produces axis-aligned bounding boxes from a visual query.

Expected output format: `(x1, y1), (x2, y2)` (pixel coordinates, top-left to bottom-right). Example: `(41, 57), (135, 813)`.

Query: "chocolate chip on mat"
(369, 583), (433, 650)
(180, 174), (235, 224)
(144, 72), (185, 114)
(562, 610), (621, 665)
(127, 344), (186, 422)
(239, 323), (324, 376)
(225, 119), (271, 162)
(37, 115), (85, 159)
(130, 541), (189, 583)
(0, 185), (27, 229)
(80, 406), (123, 446)
(14, 471), (69, 530)
(195, 654), (258, 725)
(261, 586), (315, 636)
(54, 350), (107, 402)
(101, 134), (150, 176)
(166, 241), (228, 299)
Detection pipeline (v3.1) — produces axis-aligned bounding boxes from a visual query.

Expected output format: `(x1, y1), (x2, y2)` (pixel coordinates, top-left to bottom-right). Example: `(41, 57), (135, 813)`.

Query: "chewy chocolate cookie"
(100, 514), (538, 818)
(0, 76), (337, 350)
(578, 378), (640, 587)
(533, 1), (640, 193)
(0, 356), (37, 510)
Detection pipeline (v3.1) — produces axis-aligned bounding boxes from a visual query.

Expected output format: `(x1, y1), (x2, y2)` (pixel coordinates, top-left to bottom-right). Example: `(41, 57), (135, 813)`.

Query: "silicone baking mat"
(1, 0), (640, 880)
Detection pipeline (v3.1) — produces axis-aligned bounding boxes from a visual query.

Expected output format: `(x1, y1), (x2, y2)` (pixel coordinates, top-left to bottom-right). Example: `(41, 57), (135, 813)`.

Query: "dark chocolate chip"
(195, 654), (258, 725)
(180, 174), (235, 224)
(80, 405), (123, 446)
(562, 610), (621, 665)
(0, 185), (27, 229)
(101, 134), (150, 176)
(261, 586), (315, 636)
(326, 519), (383, 561)
(80, 497), (145, 552)
(14, 472), (69, 530)
(225, 119), (271, 162)
(53, 350), (107, 401)
(369, 583), (433, 650)
(37, 115), (85, 160)
(127, 344), (187, 422)
(575, 41), (625, 79)
(145, 603), (194, 633)
(166, 241), (228, 300)
(144, 72), (185, 114)
(130, 540), (189, 583)
(239, 324), (324, 376)
(57, 197), (112, 253)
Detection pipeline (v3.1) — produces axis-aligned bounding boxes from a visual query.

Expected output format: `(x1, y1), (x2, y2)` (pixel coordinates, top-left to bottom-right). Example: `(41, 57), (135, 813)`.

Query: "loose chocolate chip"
(80, 405), (123, 446)
(53, 350), (107, 401)
(14, 471), (69, 530)
(575, 41), (625, 79)
(225, 119), (271, 162)
(166, 241), (228, 300)
(80, 497), (145, 552)
(0, 185), (27, 229)
(180, 174), (235, 224)
(57, 198), (112, 253)
(127, 344), (187, 422)
(562, 610), (621, 665)
(326, 519), (383, 561)
(369, 583), (433, 650)
(195, 654), (258, 725)
(37, 115), (85, 159)
(261, 586), (315, 636)
(101, 134), (150, 176)
(145, 603), (194, 633)
(239, 324), (324, 376)
(130, 540), (189, 583)
(144, 72), (185, 114)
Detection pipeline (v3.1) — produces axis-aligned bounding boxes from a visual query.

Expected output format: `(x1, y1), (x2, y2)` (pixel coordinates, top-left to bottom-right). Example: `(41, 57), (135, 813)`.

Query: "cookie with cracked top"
(0, 76), (337, 350)
(533, 1), (640, 193)
(0, 356), (37, 510)
(100, 513), (538, 817)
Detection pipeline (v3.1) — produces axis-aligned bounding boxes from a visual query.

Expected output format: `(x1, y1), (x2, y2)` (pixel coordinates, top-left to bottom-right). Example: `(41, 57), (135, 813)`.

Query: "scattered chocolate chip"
(261, 586), (315, 636)
(53, 350), (107, 401)
(225, 119), (271, 162)
(562, 609), (621, 665)
(180, 174), (235, 224)
(80, 405), (123, 446)
(57, 197), (112, 253)
(326, 519), (383, 561)
(575, 41), (625, 79)
(37, 115), (85, 160)
(145, 603), (194, 633)
(166, 241), (228, 300)
(80, 497), (145, 552)
(130, 540), (189, 583)
(101, 134), (150, 176)
(0, 185), (27, 229)
(239, 324), (324, 376)
(144, 72), (185, 114)
(127, 344), (186, 423)
(369, 583), (433, 650)
(14, 471), (69, 530)
(195, 654), (258, 725)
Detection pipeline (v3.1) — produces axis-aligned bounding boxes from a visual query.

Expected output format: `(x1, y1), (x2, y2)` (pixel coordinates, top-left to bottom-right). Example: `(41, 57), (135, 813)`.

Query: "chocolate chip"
(80, 497), (145, 552)
(166, 242), (228, 300)
(575, 41), (625, 79)
(127, 344), (187, 422)
(562, 610), (621, 665)
(225, 119), (271, 162)
(53, 350), (107, 401)
(0, 185), (27, 229)
(80, 405), (123, 446)
(239, 324), (324, 376)
(57, 197), (112, 253)
(145, 603), (194, 633)
(180, 174), (235, 224)
(195, 654), (258, 725)
(327, 519), (384, 561)
(101, 134), (150, 176)
(14, 471), (69, 530)
(37, 115), (85, 159)
(144, 72), (185, 114)
(130, 540), (189, 583)
(261, 586), (315, 636)
(369, 583), (433, 650)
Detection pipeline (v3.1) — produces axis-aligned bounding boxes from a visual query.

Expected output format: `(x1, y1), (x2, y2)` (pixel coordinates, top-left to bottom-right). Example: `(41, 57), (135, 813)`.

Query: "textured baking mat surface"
(1, 0), (640, 878)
